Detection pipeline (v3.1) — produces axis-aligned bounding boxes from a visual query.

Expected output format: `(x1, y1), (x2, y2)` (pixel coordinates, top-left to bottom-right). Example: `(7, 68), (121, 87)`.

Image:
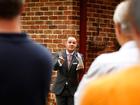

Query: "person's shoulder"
(77, 52), (83, 55)
(93, 51), (118, 63)
(81, 65), (140, 105)
(30, 41), (49, 51)
(29, 41), (52, 60)
(86, 64), (140, 91)
(80, 65), (140, 105)
(98, 51), (118, 59)
(75, 52), (83, 56)
(87, 52), (118, 73)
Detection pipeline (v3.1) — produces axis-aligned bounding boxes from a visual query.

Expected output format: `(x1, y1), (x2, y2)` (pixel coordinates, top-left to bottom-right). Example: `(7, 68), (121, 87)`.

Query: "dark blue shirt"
(0, 33), (52, 105)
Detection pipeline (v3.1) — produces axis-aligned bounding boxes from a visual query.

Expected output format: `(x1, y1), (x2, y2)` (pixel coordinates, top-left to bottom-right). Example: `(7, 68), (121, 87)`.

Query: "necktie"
(67, 54), (72, 69)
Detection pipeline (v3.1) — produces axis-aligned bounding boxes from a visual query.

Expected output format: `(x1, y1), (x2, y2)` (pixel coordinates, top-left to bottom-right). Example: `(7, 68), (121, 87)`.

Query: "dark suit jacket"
(52, 50), (83, 95)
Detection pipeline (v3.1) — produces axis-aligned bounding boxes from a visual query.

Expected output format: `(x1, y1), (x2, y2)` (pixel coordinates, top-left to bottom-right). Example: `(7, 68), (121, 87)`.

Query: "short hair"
(129, 0), (140, 33)
(0, 0), (25, 19)
(113, 1), (131, 33)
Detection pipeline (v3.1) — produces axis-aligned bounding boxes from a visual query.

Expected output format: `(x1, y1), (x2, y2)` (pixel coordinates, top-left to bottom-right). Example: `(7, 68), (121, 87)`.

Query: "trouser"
(56, 95), (74, 105)
(56, 85), (74, 105)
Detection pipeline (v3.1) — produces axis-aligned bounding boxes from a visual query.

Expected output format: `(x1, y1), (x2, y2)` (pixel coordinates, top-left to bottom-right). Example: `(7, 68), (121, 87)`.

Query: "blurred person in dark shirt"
(0, 0), (52, 105)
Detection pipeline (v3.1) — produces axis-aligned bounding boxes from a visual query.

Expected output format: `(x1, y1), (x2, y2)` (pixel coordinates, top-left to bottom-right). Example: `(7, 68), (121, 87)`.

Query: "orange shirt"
(80, 65), (140, 105)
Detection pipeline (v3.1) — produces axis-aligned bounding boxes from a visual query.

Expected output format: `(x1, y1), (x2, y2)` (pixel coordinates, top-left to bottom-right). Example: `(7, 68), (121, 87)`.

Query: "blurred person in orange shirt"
(75, 0), (140, 105)
(80, 0), (140, 105)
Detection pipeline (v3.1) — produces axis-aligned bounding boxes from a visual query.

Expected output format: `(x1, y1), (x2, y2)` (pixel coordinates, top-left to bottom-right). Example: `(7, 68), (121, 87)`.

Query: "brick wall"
(21, 0), (121, 105)
(86, 0), (121, 69)
(21, 0), (80, 53)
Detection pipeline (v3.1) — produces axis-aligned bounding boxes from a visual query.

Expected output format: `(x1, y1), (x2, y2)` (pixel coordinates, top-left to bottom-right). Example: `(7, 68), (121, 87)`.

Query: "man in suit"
(80, 0), (140, 105)
(74, 0), (140, 105)
(52, 36), (84, 105)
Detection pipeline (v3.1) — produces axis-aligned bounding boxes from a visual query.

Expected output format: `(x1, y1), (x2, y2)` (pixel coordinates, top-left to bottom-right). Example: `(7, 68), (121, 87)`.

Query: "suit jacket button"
(66, 82), (68, 85)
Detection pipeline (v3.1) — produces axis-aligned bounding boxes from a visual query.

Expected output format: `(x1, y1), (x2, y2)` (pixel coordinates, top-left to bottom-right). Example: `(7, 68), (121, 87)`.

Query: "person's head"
(127, 0), (140, 49)
(65, 36), (77, 53)
(0, 0), (25, 20)
(113, 0), (132, 46)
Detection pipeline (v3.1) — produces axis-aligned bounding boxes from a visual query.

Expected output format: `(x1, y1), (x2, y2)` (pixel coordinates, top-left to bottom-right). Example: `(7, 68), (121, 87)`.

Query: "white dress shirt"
(74, 41), (140, 105)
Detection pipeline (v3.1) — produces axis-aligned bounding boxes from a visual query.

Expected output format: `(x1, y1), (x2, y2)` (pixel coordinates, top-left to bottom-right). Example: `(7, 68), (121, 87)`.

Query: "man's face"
(66, 37), (77, 53)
